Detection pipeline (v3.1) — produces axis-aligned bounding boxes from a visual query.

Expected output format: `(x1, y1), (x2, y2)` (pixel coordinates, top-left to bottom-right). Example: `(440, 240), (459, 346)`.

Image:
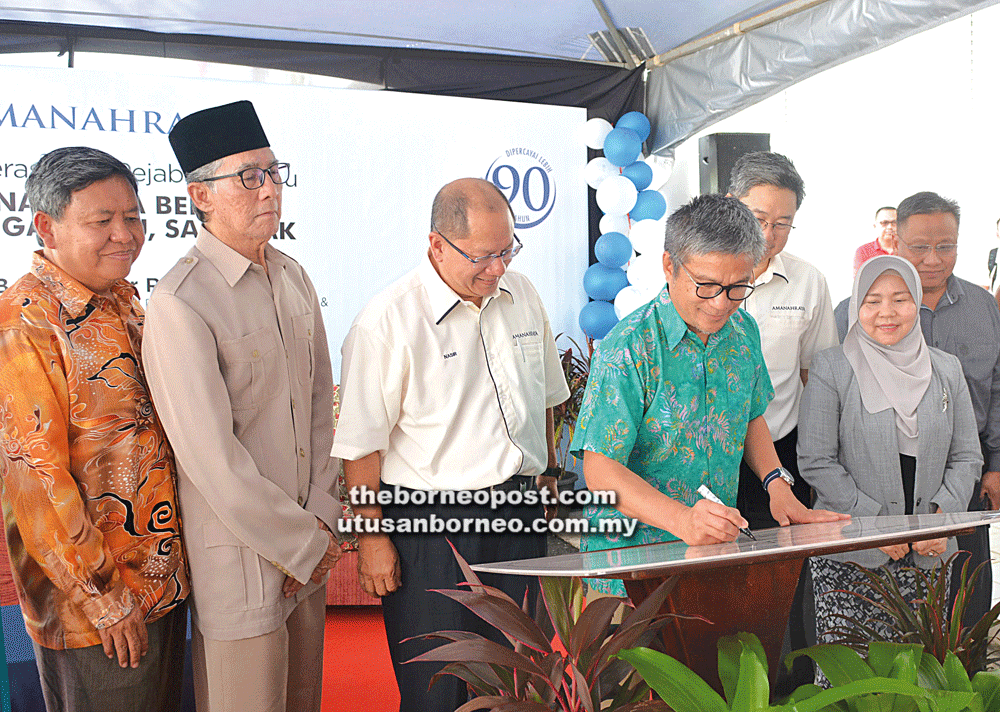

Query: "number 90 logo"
(486, 154), (557, 230)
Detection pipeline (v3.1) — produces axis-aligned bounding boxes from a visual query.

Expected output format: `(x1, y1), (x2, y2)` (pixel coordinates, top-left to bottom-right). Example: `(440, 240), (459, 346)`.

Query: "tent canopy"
(0, 1), (996, 149)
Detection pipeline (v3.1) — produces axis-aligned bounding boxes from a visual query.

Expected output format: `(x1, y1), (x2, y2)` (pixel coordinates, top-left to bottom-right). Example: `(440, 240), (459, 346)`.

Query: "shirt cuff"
(81, 584), (135, 630)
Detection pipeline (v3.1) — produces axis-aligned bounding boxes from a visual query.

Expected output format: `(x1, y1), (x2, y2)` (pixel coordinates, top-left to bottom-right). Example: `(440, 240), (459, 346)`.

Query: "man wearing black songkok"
(142, 101), (344, 712)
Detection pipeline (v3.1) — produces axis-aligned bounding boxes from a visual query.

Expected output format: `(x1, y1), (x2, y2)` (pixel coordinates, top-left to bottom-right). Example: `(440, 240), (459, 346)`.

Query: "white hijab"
(843, 255), (932, 456)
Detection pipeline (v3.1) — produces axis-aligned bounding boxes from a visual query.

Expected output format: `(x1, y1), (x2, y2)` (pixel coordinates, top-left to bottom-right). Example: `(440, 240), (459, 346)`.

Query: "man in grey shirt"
(836, 191), (1000, 625)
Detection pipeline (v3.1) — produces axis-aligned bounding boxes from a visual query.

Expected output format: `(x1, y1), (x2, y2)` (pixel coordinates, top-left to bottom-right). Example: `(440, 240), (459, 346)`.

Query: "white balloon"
(628, 219), (666, 255)
(582, 117), (614, 150)
(599, 213), (630, 236)
(584, 157), (617, 190)
(626, 254), (666, 291)
(614, 286), (646, 320)
(646, 152), (675, 191)
(596, 175), (638, 216)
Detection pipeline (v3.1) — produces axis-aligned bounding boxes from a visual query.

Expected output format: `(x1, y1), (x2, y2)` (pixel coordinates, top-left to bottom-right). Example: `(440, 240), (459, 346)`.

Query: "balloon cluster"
(581, 112), (670, 340)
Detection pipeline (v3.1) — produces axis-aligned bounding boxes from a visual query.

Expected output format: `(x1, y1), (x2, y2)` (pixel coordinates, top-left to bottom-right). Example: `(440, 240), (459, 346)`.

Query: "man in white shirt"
(332, 178), (570, 712)
(728, 152), (837, 526)
(728, 151), (837, 693)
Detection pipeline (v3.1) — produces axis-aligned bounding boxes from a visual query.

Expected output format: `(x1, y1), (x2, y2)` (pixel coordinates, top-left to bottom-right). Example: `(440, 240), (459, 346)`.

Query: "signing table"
(472, 512), (999, 691)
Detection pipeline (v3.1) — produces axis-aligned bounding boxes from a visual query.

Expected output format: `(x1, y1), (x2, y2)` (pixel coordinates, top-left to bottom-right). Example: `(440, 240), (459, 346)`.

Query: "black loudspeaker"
(699, 133), (771, 195)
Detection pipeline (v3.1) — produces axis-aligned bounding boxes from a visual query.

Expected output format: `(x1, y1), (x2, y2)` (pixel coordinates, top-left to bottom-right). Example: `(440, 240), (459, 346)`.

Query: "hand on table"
(676, 498), (747, 545)
(879, 543), (910, 560)
(767, 481), (851, 527)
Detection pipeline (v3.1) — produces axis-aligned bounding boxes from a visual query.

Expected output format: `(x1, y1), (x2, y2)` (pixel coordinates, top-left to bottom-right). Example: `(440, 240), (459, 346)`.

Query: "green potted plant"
(619, 633), (977, 712)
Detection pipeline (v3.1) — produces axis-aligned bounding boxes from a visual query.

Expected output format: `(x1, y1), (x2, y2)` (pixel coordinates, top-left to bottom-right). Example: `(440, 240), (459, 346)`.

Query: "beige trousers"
(191, 587), (326, 712)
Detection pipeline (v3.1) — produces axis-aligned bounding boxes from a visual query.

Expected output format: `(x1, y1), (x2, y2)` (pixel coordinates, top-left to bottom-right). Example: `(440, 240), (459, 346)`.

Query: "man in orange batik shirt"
(0, 147), (189, 712)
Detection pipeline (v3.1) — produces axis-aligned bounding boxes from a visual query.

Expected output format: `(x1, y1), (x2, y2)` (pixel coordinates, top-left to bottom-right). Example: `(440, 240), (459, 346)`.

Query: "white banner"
(0, 66), (588, 374)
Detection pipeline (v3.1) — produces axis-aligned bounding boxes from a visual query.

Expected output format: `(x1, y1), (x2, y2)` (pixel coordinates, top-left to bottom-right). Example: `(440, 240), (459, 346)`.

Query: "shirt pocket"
(291, 313), (315, 386)
(512, 337), (546, 391)
(202, 519), (264, 611)
(218, 328), (281, 411)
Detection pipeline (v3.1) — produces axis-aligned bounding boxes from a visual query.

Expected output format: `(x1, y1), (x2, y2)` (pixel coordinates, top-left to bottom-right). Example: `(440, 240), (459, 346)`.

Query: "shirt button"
(252, 349), (260, 358)
(298, 496), (304, 505)
(299, 448), (305, 458)
(308, 329), (312, 336)
(184, 258), (193, 264)
(291, 399), (295, 409)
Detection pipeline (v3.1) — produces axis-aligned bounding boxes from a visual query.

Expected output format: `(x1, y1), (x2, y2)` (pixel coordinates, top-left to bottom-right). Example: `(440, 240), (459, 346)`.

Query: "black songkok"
(169, 100), (270, 173)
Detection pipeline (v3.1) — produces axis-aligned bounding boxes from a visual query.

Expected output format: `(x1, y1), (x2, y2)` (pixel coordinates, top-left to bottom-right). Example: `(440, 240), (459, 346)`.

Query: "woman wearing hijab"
(798, 255), (982, 668)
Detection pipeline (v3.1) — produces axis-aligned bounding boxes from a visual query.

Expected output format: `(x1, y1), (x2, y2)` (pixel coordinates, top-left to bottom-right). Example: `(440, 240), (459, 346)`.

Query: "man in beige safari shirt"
(143, 100), (342, 712)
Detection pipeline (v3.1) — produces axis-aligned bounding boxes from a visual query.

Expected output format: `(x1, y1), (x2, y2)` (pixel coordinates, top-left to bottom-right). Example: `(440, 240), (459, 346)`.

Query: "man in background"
(0, 147), (188, 711)
(854, 206), (898, 272)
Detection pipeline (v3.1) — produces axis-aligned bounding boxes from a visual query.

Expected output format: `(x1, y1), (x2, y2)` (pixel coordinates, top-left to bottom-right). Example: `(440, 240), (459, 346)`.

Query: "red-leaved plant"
(406, 543), (696, 711)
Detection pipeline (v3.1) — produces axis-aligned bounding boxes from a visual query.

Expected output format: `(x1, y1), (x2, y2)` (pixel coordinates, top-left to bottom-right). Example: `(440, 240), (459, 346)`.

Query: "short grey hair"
(26, 147), (139, 246)
(430, 179), (513, 237)
(184, 158), (223, 223)
(897, 191), (960, 231)
(728, 151), (805, 209)
(664, 194), (765, 266)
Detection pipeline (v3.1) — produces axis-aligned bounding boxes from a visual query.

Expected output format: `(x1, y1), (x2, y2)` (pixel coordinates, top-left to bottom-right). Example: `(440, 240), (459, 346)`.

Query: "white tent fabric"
(646, 0), (999, 151)
(2, 1), (997, 154)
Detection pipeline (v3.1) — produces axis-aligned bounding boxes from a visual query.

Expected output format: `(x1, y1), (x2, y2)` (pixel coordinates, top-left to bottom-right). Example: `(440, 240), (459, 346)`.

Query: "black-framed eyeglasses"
(433, 225), (522, 266)
(680, 262), (755, 301)
(756, 217), (795, 235)
(201, 163), (290, 190)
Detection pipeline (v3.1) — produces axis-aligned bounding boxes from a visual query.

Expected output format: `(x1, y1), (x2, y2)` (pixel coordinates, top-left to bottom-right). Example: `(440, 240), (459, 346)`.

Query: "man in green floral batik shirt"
(571, 194), (847, 595)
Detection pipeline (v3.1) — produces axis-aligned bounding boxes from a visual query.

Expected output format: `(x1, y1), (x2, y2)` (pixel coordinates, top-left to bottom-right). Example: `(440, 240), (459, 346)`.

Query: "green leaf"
(786, 645), (873, 688)
(788, 678), (933, 712)
(867, 643), (924, 679)
(916, 651), (947, 691)
(972, 671), (1000, 712)
(718, 635), (742, 706)
(943, 651), (973, 693)
(616, 647), (728, 712)
(731, 644), (769, 712)
(888, 649), (918, 685)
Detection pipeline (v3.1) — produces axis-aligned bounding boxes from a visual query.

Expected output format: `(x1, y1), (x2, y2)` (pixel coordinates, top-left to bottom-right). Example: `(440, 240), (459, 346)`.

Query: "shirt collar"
(919, 274), (960, 311)
(30, 251), (137, 318)
(753, 252), (789, 286)
(195, 227), (282, 287)
(418, 253), (512, 324)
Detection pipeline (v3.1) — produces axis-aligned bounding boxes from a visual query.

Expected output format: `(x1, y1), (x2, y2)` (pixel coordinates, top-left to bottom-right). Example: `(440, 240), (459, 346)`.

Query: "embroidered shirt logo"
(443, 351), (457, 359)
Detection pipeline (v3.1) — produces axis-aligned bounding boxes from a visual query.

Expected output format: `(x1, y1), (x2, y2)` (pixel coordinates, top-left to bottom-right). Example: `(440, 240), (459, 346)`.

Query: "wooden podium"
(472, 512), (997, 691)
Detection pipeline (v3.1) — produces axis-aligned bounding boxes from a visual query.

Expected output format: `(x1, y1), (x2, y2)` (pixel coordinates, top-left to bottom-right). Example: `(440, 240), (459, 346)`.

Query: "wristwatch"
(763, 466), (794, 491)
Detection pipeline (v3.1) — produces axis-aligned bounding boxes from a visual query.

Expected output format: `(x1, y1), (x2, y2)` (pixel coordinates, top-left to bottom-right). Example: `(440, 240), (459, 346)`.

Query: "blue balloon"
(603, 127), (642, 168)
(622, 160), (653, 191)
(594, 232), (632, 268)
(579, 300), (619, 340)
(616, 111), (651, 142)
(630, 189), (667, 222)
(583, 263), (629, 302)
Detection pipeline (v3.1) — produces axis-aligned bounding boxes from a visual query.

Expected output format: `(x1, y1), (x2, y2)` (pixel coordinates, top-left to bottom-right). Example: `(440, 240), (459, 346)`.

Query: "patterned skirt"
(810, 553), (950, 687)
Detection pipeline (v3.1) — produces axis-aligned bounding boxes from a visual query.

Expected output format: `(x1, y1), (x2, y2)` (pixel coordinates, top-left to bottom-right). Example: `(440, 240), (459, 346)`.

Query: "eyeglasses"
(756, 217), (795, 236)
(897, 240), (957, 257)
(201, 163), (290, 190)
(433, 226), (522, 266)
(680, 262), (755, 301)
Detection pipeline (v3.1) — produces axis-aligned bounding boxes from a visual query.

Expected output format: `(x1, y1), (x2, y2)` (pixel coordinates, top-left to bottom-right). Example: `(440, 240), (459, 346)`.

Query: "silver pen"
(697, 484), (756, 541)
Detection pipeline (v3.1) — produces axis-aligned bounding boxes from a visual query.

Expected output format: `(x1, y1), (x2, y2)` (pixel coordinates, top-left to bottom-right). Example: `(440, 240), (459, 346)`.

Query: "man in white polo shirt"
(728, 152), (837, 694)
(332, 177), (570, 712)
